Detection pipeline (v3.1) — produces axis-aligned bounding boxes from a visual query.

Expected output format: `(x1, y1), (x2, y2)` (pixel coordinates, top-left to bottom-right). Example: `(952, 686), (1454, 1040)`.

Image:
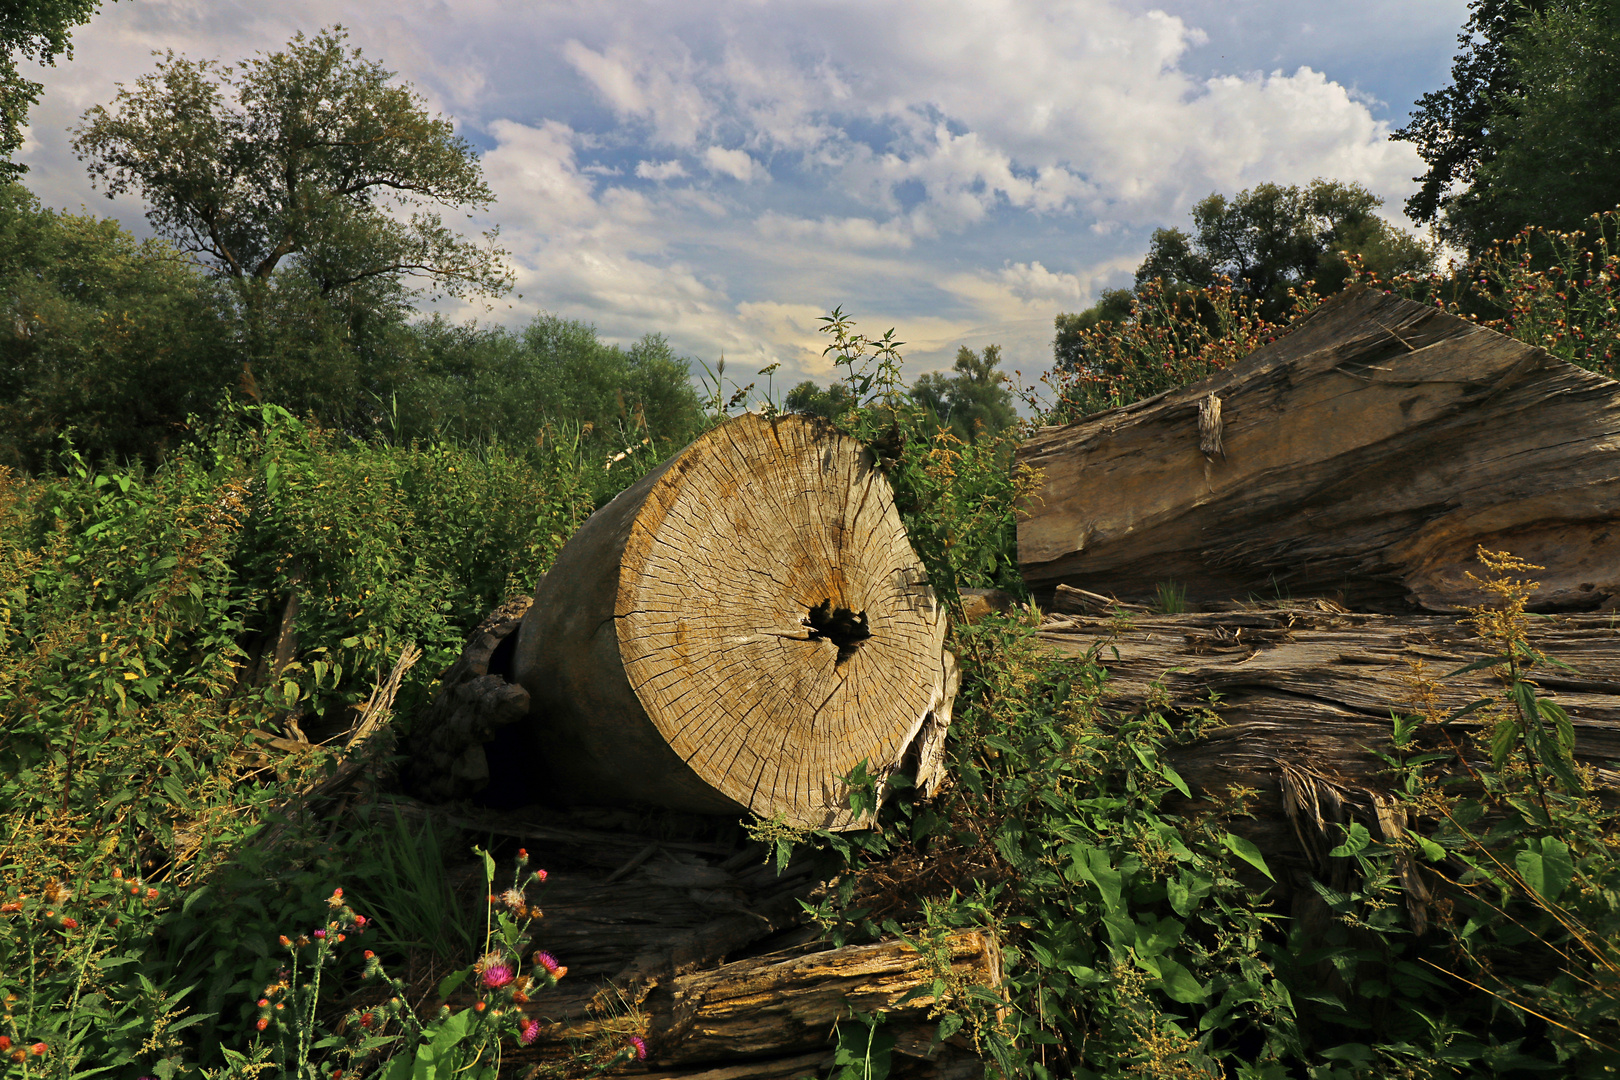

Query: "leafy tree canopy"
(1054, 179), (1432, 371)
(71, 26), (510, 302)
(0, 181), (232, 468)
(1432, 1), (1620, 251)
(787, 342), (1017, 443)
(1139, 180), (1433, 316)
(1, 0), (105, 181)
(392, 315), (705, 460)
(1393, 0), (1546, 248)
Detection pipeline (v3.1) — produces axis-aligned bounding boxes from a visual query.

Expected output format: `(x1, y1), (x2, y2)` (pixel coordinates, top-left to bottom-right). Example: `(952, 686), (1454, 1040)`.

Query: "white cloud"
(16, 0), (1447, 392)
(635, 159), (688, 181)
(702, 146), (763, 183)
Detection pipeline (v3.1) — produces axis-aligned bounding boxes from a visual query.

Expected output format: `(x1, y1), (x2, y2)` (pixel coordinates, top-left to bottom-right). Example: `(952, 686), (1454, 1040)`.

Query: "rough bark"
(1034, 603), (1620, 902)
(1017, 286), (1620, 613)
(497, 931), (1001, 1072)
(511, 412), (954, 829)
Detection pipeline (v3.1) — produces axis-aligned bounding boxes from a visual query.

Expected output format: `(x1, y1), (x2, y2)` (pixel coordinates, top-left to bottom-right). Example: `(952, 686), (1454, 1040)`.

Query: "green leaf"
(437, 968), (470, 1000)
(1445, 654), (1512, 679)
(1537, 698), (1576, 756)
(427, 1006), (475, 1057)
(1490, 717), (1518, 770)
(1328, 822), (1372, 859)
(1516, 837), (1573, 905)
(1151, 955), (1209, 1003)
(1159, 761), (1191, 798)
(1223, 833), (1275, 881)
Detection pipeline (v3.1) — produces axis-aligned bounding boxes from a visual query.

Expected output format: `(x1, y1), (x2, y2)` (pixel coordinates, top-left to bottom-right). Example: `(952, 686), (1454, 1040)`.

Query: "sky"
(15, 0), (1471, 394)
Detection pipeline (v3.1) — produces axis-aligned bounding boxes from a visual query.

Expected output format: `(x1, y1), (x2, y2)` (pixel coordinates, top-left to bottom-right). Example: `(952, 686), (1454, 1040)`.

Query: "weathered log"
(499, 930), (1000, 1072)
(1034, 605), (1620, 900)
(1018, 286), (1620, 613)
(511, 412), (954, 829)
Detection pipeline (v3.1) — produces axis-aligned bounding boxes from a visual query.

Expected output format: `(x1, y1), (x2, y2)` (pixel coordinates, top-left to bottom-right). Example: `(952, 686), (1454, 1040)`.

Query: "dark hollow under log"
(1017, 286), (1620, 613)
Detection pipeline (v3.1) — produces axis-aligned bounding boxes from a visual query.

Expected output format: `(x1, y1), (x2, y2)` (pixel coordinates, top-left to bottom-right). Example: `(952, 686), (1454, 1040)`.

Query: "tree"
(1, 0), (105, 181)
(390, 314), (704, 457)
(0, 182), (232, 468)
(787, 343), (1016, 442)
(1393, 0), (1548, 246)
(1136, 180), (1433, 317)
(1053, 288), (1134, 373)
(917, 344), (1017, 441)
(784, 379), (856, 421)
(1434, 2), (1620, 250)
(71, 26), (509, 303)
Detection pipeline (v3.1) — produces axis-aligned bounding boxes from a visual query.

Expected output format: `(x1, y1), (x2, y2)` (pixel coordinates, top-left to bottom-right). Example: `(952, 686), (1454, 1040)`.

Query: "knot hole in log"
(804, 599), (870, 663)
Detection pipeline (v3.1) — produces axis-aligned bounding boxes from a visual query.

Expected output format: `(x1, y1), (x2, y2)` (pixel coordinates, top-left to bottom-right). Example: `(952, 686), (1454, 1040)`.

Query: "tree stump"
(1017, 286), (1620, 612)
(511, 412), (952, 829)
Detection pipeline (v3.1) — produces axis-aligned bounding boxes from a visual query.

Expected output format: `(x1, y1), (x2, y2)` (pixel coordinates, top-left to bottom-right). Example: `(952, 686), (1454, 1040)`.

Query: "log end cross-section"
(512, 412), (951, 830)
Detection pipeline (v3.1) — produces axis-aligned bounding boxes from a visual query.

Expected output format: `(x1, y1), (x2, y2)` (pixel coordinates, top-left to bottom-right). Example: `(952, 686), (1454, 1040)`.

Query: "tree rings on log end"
(512, 413), (950, 830)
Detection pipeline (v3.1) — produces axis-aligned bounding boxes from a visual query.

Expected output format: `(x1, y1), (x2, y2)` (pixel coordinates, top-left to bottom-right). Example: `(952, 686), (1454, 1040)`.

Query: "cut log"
(1018, 286), (1620, 613)
(497, 930), (1001, 1071)
(511, 412), (953, 829)
(1034, 605), (1620, 901)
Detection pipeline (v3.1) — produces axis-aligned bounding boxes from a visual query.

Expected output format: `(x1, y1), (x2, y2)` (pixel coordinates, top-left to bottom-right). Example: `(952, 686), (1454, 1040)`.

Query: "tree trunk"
(1035, 599), (1620, 910)
(511, 412), (954, 830)
(497, 930), (1000, 1073)
(1017, 286), (1620, 613)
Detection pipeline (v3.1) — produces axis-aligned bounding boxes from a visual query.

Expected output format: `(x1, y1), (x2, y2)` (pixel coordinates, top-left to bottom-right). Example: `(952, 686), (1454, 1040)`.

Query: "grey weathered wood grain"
(1035, 606), (1620, 887)
(1018, 286), (1620, 613)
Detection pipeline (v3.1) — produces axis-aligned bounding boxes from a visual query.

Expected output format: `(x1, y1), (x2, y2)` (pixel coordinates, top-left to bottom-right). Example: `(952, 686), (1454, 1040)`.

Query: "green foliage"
(789, 616), (1302, 1078)
(1133, 180), (1433, 319)
(0, 402), (608, 1072)
(787, 335), (1017, 446)
(0, 0), (104, 181)
(0, 182), (233, 469)
(1152, 581), (1186, 615)
(1384, 210), (1620, 381)
(1395, 0), (1543, 234)
(908, 344), (1019, 443)
(1398, 0), (1618, 253)
(348, 806), (477, 964)
(391, 314), (706, 491)
(0, 872), (200, 1077)
(1045, 276), (1316, 421)
(830, 1011), (894, 1080)
(72, 26), (509, 303)
(802, 308), (1039, 599)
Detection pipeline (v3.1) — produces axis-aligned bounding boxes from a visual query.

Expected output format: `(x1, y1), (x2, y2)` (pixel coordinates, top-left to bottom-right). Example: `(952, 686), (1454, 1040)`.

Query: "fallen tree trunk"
(498, 930), (1000, 1072)
(1035, 601), (1620, 899)
(509, 412), (956, 829)
(1017, 286), (1620, 613)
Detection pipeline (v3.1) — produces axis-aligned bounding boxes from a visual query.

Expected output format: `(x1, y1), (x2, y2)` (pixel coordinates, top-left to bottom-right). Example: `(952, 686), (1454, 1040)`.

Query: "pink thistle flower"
(629, 1035), (647, 1060)
(313, 929), (326, 939)
(518, 1019), (541, 1046)
(481, 962), (515, 989)
(533, 950), (561, 975)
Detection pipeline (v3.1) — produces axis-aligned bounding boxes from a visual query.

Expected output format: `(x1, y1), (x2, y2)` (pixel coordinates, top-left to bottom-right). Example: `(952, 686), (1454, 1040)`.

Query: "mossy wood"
(511, 412), (951, 829)
(1019, 286), (1620, 612)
